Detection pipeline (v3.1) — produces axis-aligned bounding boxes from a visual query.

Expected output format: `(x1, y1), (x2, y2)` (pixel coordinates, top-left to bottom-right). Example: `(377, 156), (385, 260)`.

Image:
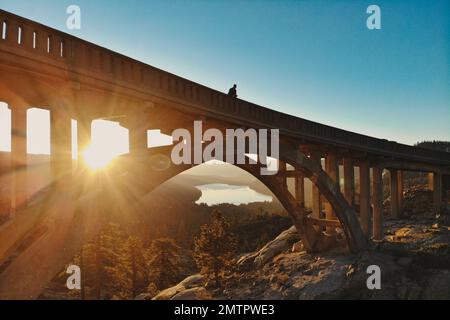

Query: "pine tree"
(77, 223), (128, 299)
(69, 241), (98, 300)
(194, 210), (237, 287)
(66, 223), (151, 300)
(121, 236), (148, 298)
(147, 238), (181, 290)
(97, 223), (128, 299)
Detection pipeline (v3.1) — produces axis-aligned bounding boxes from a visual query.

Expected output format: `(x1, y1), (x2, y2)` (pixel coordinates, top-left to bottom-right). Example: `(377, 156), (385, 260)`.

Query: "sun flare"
(82, 145), (117, 170)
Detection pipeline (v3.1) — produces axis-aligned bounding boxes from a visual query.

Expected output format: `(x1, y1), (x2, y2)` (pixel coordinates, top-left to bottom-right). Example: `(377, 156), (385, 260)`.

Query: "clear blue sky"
(1, 0), (449, 145)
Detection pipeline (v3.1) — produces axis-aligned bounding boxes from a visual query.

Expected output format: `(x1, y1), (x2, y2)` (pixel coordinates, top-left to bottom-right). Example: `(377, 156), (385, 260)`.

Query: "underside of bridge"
(0, 9), (450, 299)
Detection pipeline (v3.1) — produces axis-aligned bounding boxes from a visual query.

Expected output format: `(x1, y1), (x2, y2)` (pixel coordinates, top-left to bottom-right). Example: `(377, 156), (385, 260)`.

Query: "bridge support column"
(397, 171), (404, 214)
(124, 114), (148, 155)
(310, 150), (322, 228)
(279, 160), (288, 188)
(10, 104), (28, 216)
(0, 160), (11, 223)
(359, 161), (371, 237)
(372, 167), (384, 241)
(51, 109), (72, 183)
(428, 172), (434, 191)
(77, 116), (92, 170)
(432, 172), (442, 215)
(325, 153), (339, 233)
(77, 119), (92, 167)
(295, 173), (305, 208)
(390, 169), (400, 219)
(343, 157), (354, 207)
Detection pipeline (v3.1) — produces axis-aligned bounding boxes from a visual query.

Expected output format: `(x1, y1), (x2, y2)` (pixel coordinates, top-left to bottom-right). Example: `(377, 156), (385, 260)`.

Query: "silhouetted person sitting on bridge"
(228, 84), (238, 98)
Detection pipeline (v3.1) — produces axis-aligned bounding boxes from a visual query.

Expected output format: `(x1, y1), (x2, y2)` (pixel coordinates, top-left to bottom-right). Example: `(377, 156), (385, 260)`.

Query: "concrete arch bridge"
(0, 10), (449, 299)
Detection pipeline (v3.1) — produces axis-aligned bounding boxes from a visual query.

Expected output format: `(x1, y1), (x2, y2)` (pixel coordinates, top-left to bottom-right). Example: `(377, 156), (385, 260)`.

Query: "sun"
(82, 145), (116, 170)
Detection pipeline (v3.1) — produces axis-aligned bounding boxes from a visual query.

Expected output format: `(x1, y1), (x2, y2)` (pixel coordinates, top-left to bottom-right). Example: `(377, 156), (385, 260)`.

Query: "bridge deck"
(1, 9), (449, 168)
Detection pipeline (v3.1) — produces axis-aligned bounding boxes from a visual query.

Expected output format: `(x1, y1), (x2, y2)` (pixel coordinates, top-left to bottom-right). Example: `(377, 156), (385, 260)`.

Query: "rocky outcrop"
(151, 216), (450, 300)
(135, 293), (153, 300)
(152, 274), (207, 300)
(172, 287), (212, 300)
(229, 219), (449, 299)
(237, 225), (300, 269)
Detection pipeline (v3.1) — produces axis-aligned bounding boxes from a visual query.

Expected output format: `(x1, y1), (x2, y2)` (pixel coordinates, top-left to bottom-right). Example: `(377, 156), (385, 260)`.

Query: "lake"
(195, 183), (273, 206)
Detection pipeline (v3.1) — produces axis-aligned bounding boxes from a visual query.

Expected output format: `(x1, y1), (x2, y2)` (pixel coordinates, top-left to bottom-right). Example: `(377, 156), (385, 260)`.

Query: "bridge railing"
(1, 9), (450, 165)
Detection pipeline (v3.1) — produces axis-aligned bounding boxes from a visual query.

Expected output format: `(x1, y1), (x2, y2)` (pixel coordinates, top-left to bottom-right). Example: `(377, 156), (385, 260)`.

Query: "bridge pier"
(359, 161), (371, 237)
(279, 160), (288, 188)
(310, 150), (322, 230)
(397, 170), (404, 215)
(76, 115), (93, 169)
(324, 153), (339, 233)
(427, 172), (434, 191)
(372, 167), (383, 241)
(0, 157), (11, 223)
(295, 172), (305, 208)
(390, 169), (400, 219)
(123, 113), (149, 155)
(50, 109), (72, 183)
(343, 157), (355, 207)
(431, 172), (442, 215)
(10, 104), (28, 217)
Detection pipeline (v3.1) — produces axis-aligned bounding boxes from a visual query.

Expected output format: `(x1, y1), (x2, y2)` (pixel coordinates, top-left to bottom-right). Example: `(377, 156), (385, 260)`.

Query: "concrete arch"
(116, 157), (322, 250)
(110, 142), (369, 253)
(277, 143), (369, 252)
(0, 131), (370, 299)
